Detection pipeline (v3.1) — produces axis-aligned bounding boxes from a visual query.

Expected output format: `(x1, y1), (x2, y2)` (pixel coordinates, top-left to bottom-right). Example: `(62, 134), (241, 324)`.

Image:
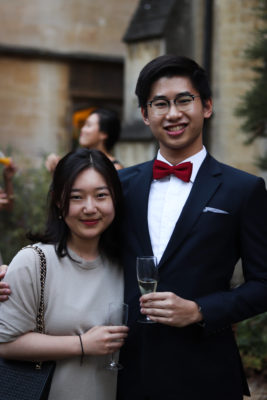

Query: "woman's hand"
(81, 325), (129, 356)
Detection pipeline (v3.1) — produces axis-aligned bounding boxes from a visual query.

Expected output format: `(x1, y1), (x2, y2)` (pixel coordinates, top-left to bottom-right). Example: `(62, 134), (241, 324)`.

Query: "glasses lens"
(150, 95), (196, 115)
(151, 99), (169, 115)
(175, 95), (194, 109)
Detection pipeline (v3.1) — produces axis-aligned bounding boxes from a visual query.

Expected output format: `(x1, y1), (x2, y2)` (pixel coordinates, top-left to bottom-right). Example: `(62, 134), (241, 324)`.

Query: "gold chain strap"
(22, 245), (47, 369)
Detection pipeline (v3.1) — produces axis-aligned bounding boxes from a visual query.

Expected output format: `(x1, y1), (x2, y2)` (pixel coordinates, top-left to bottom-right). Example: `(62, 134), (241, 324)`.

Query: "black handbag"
(0, 245), (56, 400)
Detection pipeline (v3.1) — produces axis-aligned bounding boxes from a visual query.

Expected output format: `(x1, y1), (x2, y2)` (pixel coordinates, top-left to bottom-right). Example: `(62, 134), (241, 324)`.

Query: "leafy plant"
(0, 163), (51, 263)
(235, 0), (267, 167)
(237, 312), (267, 376)
(234, 0), (267, 378)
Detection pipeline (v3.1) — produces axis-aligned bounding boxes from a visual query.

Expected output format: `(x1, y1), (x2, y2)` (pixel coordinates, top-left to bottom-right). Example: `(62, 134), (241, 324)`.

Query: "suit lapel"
(159, 154), (222, 267)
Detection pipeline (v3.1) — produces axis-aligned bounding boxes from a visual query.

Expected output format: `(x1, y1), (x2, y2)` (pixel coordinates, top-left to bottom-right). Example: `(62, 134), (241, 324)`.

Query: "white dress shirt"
(148, 147), (207, 263)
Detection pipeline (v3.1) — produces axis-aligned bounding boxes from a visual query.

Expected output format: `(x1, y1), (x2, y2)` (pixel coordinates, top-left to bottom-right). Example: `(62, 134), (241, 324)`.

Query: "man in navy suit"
(116, 55), (267, 400)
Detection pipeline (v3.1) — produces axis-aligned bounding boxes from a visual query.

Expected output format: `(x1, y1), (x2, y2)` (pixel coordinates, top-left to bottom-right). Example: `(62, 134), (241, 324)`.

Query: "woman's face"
(79, 113), (107, 149)
(64, 168), (115, 246)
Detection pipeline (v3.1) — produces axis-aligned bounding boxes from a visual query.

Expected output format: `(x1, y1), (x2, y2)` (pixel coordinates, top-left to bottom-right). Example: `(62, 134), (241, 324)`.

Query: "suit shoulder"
(118, 160), (153, 183)
(211, 156), (265, 185)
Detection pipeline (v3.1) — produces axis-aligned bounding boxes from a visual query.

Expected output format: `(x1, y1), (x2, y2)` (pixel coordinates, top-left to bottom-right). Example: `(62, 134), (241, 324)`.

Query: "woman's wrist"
(78, 334), (85, 365)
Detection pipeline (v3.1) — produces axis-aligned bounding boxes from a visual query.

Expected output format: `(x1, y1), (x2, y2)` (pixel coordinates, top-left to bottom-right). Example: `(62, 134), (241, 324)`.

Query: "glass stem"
(110, 352), (116, 366)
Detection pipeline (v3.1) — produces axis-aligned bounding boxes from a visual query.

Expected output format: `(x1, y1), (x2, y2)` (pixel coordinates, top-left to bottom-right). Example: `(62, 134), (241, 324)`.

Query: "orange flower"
(0, 157), (11, 166)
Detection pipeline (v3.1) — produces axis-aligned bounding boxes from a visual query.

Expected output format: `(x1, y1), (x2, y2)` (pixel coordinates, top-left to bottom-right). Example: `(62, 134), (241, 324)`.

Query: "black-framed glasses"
(147, 94), (200, 115)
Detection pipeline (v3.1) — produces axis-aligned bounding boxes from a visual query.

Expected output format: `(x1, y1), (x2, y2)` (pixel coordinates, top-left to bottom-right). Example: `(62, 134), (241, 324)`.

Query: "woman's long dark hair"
(28, 148), (123, 263)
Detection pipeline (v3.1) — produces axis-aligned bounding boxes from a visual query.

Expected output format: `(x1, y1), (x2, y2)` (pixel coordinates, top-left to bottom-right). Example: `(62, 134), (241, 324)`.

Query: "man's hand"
(0, 265), (11, 302)
(140, 291), (203, 327)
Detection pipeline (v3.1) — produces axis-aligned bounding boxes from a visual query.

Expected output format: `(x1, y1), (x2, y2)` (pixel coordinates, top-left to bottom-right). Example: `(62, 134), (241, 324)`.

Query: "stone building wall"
(209, 0), (263, 174)
(115, 39), (165, 167)
(0, 0), (265, 173)
(0, 0), (139, 166)
(0, 57), (70, 165)
(116, 0), (207, 167)
(117, 0), (265, 174)
(0, 0), (139, 56)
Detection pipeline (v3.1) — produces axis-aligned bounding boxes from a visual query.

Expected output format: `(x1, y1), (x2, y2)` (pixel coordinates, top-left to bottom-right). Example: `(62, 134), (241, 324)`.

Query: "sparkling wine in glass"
(105, 302), (128, 371)
(136, 256), (158, 323)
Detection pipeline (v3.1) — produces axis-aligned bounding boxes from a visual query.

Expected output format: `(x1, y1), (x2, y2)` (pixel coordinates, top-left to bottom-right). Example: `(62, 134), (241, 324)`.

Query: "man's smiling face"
(141, 76), (212, 163)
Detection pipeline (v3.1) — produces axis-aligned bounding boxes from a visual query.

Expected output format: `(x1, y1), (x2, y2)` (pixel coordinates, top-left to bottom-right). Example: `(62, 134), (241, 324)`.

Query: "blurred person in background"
(46, 108), (123, 173)
(0, 156), (17, 265)
(0, 155), (16, 212)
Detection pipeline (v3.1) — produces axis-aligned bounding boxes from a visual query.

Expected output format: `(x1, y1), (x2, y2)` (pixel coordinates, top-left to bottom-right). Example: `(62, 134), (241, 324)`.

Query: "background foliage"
(234, 0), (267, 377)
(235, 0), (267, 169)
(237, 313), (267, 377)
(0, 163), (51, 263)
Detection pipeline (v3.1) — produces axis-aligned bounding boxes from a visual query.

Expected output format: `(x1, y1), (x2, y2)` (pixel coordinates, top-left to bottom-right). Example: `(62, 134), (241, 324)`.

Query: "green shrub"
(235, 0), (267, 167)
(0, 163), (51, 263)
(237, 312), (267, 376)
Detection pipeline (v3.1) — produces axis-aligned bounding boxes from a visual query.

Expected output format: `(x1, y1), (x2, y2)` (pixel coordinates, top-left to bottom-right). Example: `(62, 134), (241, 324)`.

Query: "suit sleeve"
(196, 177), (267, 334)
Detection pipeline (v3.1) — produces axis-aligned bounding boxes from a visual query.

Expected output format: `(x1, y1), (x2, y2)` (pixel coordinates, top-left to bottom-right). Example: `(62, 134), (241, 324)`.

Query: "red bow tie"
(153, 160), (193, 182)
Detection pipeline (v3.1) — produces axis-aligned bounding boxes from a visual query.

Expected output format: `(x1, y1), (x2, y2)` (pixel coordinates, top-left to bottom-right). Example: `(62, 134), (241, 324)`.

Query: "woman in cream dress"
(0, 148), (128, 400)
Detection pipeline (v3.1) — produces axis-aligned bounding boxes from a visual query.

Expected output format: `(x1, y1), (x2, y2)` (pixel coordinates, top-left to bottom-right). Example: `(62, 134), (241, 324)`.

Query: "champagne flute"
(105, 302), (128, 371)
(136, 256), (158, 323)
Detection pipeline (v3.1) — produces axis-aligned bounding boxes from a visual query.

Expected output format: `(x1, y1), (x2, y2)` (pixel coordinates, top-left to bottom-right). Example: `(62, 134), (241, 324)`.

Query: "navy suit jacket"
(117, 154), (267, 400)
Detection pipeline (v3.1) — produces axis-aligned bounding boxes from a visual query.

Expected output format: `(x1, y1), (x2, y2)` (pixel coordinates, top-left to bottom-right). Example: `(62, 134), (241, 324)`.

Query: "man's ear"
(141, 107), (150, 126)
(203, 98), (213, 119)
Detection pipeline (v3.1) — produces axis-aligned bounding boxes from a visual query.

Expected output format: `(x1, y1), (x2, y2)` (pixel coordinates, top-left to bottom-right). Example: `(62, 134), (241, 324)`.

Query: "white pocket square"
(203, 207), (229, 214)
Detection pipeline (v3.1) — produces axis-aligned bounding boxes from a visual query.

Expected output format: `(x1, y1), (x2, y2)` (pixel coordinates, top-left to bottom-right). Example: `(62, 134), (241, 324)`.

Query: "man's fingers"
(140, 300), (167, 310)
(140, 291), (177, 302)
(140, 292), (167, 301)
(0, 274), (11, 302)
(141, 306), (171, 317)
(0, 284), (11, 303)
(0, 265), (8, 282)
(0, 265), (8, 274)
(0, 287), (11, 294)
(0, 274), (7, 282)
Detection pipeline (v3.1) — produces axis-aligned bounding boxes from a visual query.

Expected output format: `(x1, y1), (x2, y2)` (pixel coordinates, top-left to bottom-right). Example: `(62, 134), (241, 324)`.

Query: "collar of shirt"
(156, 146), (207, 183)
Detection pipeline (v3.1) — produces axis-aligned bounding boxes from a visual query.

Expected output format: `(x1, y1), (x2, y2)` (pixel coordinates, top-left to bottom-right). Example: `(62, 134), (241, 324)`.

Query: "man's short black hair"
(135, 55), (212, 110)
